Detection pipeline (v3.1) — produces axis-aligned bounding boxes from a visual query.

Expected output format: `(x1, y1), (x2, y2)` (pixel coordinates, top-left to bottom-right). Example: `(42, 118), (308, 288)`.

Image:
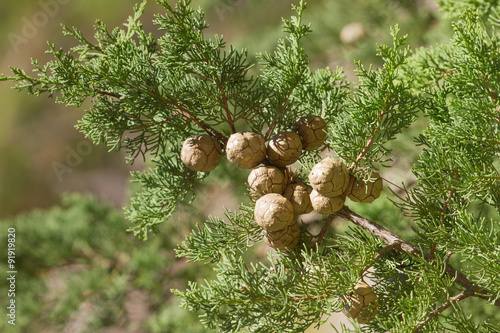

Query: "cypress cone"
(347, 171), (383, 203)
(180, 134), (222, 172)
(283, 181), (313, 215)
(310, 190), (345, 215)
(267, 131), (303, 167)
(342, 281), (378, 324)
(308, 156), (350, 197)
(254, 193), (294, 232)
(264, 222), (300, 251)
(294, 115), (327, 151)
(226, 132), (267, 169)
(248, 166), (286, 198)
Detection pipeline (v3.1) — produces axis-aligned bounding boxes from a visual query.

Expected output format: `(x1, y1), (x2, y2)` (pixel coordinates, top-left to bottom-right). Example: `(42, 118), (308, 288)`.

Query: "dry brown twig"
(413, 286), (479, 332)
(334, 205), (500, 307)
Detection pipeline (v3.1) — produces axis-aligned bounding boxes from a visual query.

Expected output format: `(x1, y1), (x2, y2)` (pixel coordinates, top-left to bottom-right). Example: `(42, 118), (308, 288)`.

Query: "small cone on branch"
(248, 166), (286, 198)
(347, 171), (383, 203)
(310, 190), (345, 215)
(254, 193), (294, 232)
(342, 281), (378, 324)
(180, 134), (222, 172)
(283, 181), (313, 215)
(226, 132), (267, 169)
(308, 156), (350, 197)
(264, 222), (300, 251)
(294, 115), (327, 151)
(267, 131), (303, 167)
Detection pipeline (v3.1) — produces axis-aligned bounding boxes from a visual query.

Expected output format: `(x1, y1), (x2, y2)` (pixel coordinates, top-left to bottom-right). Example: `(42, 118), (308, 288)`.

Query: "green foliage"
(328, 25), (421, 169)
(176, 205), (262, 263)
(2, 1), (500, 332)
(438, 0), (499, 18)
(0, 194), (212, 332)
(401, 10), (500, 298)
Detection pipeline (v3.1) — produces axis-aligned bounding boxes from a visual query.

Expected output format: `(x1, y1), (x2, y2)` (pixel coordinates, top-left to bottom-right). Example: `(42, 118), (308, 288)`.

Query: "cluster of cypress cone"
(308, 157), (383, 215)
(249, 116), (327, 250)
(180, 115), (327, 172)
(179, 115), (383, 252)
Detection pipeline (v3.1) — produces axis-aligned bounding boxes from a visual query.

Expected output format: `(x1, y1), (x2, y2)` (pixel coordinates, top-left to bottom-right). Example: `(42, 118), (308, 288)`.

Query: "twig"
(316, 214), (335, 245)
(381, 176), (405, 192)
(349, 109), (385, 172)
(264, 98), (290, 141)
(234, 292), (332, 305)
(334, 206), (500, 307)
(264, 120), (277, 141)
(361, 241), (402, 275)
(335, 206), (411, 251)
(94, 88), (120, 98)
(182, 63), (237, 133)
(184, 66), (211, 81)
(440, 170), (459, 224)
(158, 97), (228, 144)
(184, 57), (236, 134)
(413, 286), (478, 332)
(95, 85), (228, 144)
(215, 76), (237, 133)
(430, 169), (459, 260)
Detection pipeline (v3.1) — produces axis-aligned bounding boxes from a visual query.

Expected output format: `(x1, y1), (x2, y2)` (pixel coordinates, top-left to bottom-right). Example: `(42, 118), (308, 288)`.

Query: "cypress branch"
(2, 0), (500, 331)
(335, 206), (500, 307)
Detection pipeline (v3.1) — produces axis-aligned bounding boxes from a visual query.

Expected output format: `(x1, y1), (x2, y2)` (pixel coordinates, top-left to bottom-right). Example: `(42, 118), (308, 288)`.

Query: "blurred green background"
(0, 1), (460, 332)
